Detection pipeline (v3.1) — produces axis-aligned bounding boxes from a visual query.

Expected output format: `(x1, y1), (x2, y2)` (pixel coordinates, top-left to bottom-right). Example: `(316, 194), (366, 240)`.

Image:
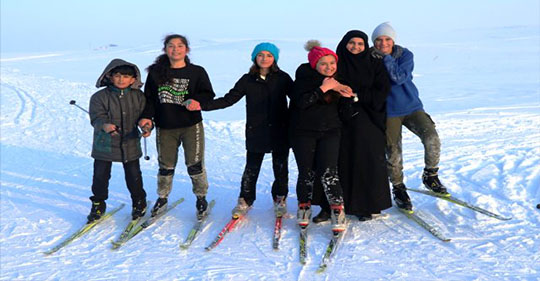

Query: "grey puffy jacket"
(89, 59), (146, 162)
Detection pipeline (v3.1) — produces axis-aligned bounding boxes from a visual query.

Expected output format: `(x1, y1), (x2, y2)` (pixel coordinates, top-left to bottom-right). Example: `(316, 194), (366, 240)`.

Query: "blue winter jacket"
(382, 47), (424, 117)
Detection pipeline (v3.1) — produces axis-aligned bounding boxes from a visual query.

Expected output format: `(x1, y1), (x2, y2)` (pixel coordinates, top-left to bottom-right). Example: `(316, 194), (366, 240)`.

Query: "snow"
(1, 25), (540, 281)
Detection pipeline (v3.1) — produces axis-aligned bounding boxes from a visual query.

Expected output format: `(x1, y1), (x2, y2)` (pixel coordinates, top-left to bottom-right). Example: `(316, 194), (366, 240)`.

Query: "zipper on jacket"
(118, 90), (126, 162)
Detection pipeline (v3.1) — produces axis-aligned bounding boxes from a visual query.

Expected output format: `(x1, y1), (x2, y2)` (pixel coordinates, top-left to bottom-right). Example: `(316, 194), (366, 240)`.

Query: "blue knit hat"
(251, 42), (279, 62)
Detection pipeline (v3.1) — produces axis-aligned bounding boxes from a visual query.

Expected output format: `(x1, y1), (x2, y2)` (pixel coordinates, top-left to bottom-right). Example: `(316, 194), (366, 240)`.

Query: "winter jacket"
(289, 63), (352, 136)
(141, 63), (215, 129)
(380, 46), (424, 117)
(202, 70), (293, 153)
(90, 59), (145, 162)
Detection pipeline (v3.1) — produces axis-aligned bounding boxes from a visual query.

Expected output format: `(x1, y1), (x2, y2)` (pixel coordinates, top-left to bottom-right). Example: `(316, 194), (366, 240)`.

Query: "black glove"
(371, 48), (386, 59)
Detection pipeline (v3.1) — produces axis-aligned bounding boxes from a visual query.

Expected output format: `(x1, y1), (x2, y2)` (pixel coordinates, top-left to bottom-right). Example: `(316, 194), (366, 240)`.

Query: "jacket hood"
(95, 58), (143, 89)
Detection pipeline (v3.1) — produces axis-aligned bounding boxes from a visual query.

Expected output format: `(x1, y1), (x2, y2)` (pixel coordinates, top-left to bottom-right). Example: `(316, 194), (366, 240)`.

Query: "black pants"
(239, 150), (289, 206)
(292, 130), (344, 205)
(90, 159), (146, 204)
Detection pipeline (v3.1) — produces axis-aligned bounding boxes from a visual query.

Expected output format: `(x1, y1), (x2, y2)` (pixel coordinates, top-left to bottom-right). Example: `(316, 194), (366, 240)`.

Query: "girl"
(186, 42), (293, 218)
(289, 40), (354, 232)
(139, 34), (215, 220)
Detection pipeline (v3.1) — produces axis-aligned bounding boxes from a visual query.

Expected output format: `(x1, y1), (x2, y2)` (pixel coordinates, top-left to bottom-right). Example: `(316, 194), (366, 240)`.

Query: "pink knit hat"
(306, 40), (338, 69)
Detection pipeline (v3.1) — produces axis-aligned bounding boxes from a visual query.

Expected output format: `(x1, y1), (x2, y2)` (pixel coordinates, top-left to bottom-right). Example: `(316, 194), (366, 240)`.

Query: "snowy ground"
(1, 25), (539, 280)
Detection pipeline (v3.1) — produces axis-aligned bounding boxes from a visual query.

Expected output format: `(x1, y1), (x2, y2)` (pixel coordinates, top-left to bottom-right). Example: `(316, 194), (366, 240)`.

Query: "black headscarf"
(336, 30), (374, 94)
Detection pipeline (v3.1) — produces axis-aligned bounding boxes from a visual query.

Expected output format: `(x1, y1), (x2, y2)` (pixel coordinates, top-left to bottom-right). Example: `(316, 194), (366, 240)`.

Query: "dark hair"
(110, 65), (136, 78)
(146, 34), (191, 84)
(248, 62), (280, 76)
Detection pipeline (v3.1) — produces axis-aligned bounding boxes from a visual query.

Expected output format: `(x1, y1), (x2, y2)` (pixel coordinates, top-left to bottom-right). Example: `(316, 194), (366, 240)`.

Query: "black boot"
(422, 168), (449, 195)
(392, 184), (412, 211)
(357, 213), (373, 221)
(151, 197), (168, 217)
(131, 199), (147, 220)
(87, 200), (106, 223)
(196, 196), (208, 220)
(312, 209), (331, 223)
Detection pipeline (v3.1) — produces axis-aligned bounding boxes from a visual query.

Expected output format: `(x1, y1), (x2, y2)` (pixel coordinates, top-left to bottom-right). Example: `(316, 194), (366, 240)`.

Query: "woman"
(185, 42), (293, 218)
(313, 30), (392, 222)
(289, 40), (354, 232)
(139, 34), (215, 220)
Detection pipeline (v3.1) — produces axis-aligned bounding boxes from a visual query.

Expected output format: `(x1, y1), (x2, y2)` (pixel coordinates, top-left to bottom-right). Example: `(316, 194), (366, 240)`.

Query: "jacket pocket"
(94, 131), (112, 153)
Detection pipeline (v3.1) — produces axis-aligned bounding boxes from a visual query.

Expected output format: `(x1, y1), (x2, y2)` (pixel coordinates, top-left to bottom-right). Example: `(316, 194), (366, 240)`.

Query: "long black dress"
(313, 30), (392, 217)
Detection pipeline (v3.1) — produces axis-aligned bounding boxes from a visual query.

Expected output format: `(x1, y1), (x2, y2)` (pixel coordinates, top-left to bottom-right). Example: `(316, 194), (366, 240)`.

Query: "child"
(87, 58), (149, 223)
(185, 42), (293, 218)
(371, 22), (447, 211)
(138, 34), (215, 220)
(289, 41), (354, 232)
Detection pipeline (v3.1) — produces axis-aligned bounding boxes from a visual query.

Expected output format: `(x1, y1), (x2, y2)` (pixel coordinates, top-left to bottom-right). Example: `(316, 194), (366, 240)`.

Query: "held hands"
(183, 99), (201, 111)
(138, 118), (153, 137)
(334, 84), (354, 98)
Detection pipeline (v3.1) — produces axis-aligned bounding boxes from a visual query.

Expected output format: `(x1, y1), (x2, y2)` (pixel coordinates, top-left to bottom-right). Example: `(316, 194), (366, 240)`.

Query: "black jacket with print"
(142, 63), (215, 129)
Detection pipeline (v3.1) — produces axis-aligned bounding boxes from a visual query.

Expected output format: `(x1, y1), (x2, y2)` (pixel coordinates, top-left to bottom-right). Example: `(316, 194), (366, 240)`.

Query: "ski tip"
(204, 246), (213, 251)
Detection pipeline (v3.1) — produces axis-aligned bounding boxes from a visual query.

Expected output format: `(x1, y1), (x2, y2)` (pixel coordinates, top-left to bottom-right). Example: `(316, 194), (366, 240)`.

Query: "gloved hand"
(371, 48), (386, 59)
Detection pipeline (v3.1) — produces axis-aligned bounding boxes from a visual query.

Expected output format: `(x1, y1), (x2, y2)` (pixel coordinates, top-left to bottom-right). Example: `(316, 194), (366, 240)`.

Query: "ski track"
(1, 39), (540, 281)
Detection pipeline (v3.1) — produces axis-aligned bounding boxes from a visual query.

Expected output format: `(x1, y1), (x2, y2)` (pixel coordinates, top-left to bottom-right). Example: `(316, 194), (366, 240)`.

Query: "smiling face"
(315, 55), (337, 77)
(346, 37), (365, 54)
(374, 35), (394, 55)
(255, 51), (275, 70)
(165, 38), (189, 63)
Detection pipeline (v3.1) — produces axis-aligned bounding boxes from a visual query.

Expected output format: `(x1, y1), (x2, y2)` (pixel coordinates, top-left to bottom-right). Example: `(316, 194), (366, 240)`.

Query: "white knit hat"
(372, 22), (396, 44)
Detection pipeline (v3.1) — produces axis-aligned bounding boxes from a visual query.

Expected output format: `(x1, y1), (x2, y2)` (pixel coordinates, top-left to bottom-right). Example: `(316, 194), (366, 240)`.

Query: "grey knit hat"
(372, 22), (396, 44)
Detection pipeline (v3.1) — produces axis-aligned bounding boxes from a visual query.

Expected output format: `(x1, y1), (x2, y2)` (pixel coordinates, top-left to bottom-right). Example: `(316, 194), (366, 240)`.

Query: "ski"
(205, 214), (244, 251)
(180, 199), (216, 249)
(44, 204), (125, 255)
(407, 187), (511, 220)
(398, 208), (451, 242)
(114, 198), (185, 248)
(316, 226), (348, 273)
(272, 216), (283, 250)
(111, 201), (151, 250)
(299, 225), (308, 264)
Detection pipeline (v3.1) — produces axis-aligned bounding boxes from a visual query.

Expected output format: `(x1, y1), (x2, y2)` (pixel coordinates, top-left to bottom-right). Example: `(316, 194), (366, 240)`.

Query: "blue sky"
(1, 0), (539, 52)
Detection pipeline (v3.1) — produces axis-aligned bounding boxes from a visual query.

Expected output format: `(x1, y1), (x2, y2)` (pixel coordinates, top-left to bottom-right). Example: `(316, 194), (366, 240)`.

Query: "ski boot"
(273, 195), (287, 217)
(330, 204), (346, 232)
(392, 184), (413, 211)
(87, 200), (106, 223)
(196, 195), (208, 220)
(231, 197), (250, 218)
(131, 199), (147, 220)
(297, 202), (312, 227)
(151, 197), (168, 217)
(312, 209), (331, 223)
(357, 213), (373, 221)
(422, 168), (449, 195)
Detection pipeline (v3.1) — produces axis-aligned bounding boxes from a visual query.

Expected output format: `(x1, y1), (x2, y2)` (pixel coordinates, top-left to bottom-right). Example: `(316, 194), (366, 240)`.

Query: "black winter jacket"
(90, 59), (145, 162)
(289, 63), (352, 136)
(202, 70), (293, 153)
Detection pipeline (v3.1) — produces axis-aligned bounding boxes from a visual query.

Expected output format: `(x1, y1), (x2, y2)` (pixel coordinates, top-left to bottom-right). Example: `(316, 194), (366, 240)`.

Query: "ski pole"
(69, 100), (89, 114)
(143, 137), (150, 161)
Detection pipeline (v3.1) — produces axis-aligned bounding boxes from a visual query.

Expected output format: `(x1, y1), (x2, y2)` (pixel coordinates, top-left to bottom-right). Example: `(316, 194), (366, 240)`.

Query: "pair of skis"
(205, 211), (285, 251)
(398, 187), (511, 242)
(299, 223), (349, 273)
(44, 198), (186, 255)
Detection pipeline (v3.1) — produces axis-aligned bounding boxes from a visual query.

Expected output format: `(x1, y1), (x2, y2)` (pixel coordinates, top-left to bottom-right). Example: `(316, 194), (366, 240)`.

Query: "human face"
(346, 37), (365, 54)
(374, 35), (394, 55)
(255, 51), (275, 70)
(315, 55), (337, 77)
(165, 38), (189, 63)
(111, 73), (135, 89)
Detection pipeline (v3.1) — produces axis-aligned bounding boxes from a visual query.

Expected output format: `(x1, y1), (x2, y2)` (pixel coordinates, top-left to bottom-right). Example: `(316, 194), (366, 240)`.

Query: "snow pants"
(291, 129), (344, 206)
(386, 110), (441, 186)
(90, 159), (146, 204)
(155, 122), (208, 198)
(239, 150), (289, 206)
